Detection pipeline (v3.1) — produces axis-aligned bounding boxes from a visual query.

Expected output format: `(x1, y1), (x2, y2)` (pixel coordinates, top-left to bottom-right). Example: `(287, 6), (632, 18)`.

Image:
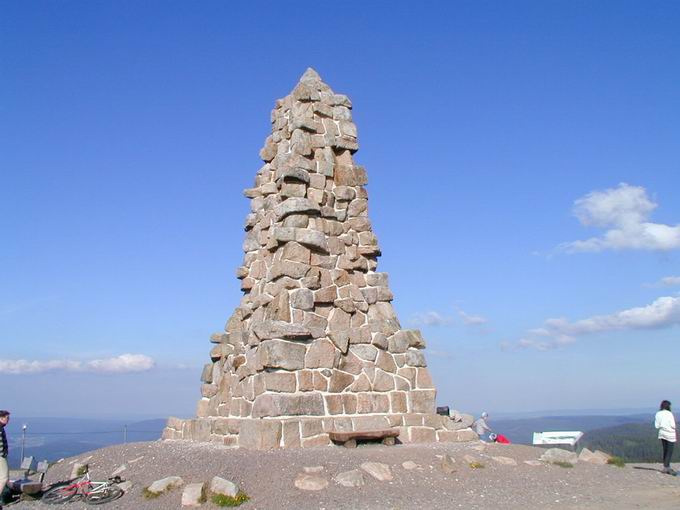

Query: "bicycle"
(42, 472), (124, 505)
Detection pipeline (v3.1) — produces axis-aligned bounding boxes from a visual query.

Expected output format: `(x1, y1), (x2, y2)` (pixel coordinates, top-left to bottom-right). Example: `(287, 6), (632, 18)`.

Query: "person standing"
(473, 411), (492, 440)
(655, 400), (676, 475)
(0, 410), (10, 507)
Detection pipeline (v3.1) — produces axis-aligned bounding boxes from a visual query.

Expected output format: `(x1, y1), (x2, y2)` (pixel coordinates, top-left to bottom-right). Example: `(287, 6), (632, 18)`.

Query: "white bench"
(533, 431), (584, 451)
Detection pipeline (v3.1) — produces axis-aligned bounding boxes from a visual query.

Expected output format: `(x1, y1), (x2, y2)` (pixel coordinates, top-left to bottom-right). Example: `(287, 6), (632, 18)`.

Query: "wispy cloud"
(504, 296), (680, 351)
(456, 307), (488, 326)
(410, 307), (489, 328)
(410, 311), (453, 327)
(558, 183), (680, 253)
(0, 295), (62, 320)
(645, 276), (680, 288)
(0, 354), (156, 375)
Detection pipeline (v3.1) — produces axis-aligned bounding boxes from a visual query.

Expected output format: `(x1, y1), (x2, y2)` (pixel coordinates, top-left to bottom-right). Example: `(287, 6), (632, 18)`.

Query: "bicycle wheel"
(84, 484), (123, 505)
(42, 482), (79, 504)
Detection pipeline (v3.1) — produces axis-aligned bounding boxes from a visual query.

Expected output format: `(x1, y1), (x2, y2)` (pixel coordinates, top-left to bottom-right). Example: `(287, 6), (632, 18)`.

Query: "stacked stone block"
(163, 69), (475, 448)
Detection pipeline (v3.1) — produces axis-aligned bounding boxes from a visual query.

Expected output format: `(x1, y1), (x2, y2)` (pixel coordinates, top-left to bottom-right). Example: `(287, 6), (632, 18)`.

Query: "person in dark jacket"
(0, 410), (10, 507)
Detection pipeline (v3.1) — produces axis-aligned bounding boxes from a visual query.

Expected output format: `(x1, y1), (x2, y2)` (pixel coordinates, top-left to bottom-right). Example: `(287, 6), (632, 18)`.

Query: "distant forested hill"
(493, 413), (677, 463)
(582, 422), (680, 463)
(493, 414), (650, 445)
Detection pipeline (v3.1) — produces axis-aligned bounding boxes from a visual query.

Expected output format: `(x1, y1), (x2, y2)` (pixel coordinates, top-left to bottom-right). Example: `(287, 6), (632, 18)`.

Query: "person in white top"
(654, 400), (676, 474)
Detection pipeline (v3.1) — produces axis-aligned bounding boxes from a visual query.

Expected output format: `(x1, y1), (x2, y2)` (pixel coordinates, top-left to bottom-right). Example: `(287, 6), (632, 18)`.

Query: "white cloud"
(411, 311), (453, 327)
(0, 354), (156, 375)
(505, 296), (680, 351)
(645, 276), (680, 288)
(456, 307), (488, 326)
(410, 307), (489, 328)
(559, 183), (680, 253)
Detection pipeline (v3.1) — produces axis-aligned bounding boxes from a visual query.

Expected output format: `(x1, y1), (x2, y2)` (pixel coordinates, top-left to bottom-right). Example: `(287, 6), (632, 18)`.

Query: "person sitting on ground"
(655, 400), (676, 475)
(490, 432), (511, 444)
(473, 411), (492, 440)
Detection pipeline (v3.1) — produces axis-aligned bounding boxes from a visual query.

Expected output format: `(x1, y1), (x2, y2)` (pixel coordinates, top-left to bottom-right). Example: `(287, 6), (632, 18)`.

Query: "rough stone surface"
(181, 482), (205, 507)
(440, 454), (457, 473)
(252, 393), (325, 418)
(111, 464), (126, 477)
(303, 466), (324, 474)
(492, 456), (518, 466)
(258, 340), (306, 371)
(334, 469), (366, 487)
(578, 448), (611, 465)
(163, 68), (472, 450)
(238, 420), (282, 449)
(540, 448), (579, 465)
(463, 454), (480, 464)
(70, 463), (88, 480)
(117, 480), (133, 493)
(360, 462), (393, 481)
(209, 476), (239, 498)
(147, 476), (184, 494)
(36, 441), (677, 510)
(294, 473), (329, 491)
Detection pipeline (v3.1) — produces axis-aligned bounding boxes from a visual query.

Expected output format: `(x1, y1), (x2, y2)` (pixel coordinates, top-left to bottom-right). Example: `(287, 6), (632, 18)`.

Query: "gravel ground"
(8, 440), (680, 510)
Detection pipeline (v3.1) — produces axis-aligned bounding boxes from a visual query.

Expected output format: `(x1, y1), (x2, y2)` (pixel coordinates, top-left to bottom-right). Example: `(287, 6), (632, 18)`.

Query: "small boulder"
(440, 454), (456, 474)
(462, 454), (479, 464)
(294, 473), (328, 491)
(303, 466), (324, 474)
(70, 463), (88, 479)
(492, 456), (517, 466)
(334, 469), (365, 487)
(360, 462), (393, 481)
(402, 461), (418, 470)
(111, 464), (127, 477)
(146, 476), (185, 495)
(117, 481), (133, 493)
(209, 476), (238, 498)
(578, 448), (611, 465)
(593, 450), (613, 463)
(459, 414), (474, 427)
(540, 448), (578, 465)
(524, 460), (543, 467)
(181, 482), (205, 507)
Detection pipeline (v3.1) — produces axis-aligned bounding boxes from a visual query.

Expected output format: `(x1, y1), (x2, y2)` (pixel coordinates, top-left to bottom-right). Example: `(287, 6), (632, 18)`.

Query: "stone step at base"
(162, 414), (477, 450)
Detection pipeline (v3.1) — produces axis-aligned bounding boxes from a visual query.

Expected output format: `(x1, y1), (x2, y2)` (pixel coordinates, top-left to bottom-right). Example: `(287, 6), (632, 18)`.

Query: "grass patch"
(468, 462), (485, 469)
(211, 491), (250, 507)
(607, 456), (626, 468)
(76, 465), (88, 477)
(552, 461), (574, 468)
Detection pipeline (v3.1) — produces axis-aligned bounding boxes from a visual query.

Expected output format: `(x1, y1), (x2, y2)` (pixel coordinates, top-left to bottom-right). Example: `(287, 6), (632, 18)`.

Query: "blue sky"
(2, 1), (679, 419)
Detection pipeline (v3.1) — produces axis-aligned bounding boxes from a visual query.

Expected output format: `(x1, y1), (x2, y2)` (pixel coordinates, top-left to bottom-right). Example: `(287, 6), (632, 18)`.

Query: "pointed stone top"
(300, 67), (322, 84)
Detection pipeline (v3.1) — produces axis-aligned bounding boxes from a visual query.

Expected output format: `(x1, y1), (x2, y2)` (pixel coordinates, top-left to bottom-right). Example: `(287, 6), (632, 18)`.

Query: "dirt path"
(9, 440), (680, 509)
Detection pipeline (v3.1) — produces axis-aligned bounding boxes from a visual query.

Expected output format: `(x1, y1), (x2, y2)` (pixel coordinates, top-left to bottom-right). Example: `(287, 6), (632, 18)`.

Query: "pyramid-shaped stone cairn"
(163, 69), (476, 449)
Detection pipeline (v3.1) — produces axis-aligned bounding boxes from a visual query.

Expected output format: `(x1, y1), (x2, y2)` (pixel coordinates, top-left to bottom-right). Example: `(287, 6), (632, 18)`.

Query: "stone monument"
(163, 69), (475, 448)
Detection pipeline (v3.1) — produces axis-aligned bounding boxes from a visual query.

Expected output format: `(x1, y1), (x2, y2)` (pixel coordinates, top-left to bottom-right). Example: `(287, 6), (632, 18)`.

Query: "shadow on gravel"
(633, 466), (669, 474)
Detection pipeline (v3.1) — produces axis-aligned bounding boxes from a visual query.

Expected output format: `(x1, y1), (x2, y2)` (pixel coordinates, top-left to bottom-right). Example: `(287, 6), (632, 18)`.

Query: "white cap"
(481, 411), (488, 418)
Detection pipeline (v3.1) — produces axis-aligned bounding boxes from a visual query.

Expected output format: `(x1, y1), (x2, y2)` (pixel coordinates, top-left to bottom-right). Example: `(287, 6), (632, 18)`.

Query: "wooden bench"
(328, 429), (400, 448)
(8, 458), (49, 498)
